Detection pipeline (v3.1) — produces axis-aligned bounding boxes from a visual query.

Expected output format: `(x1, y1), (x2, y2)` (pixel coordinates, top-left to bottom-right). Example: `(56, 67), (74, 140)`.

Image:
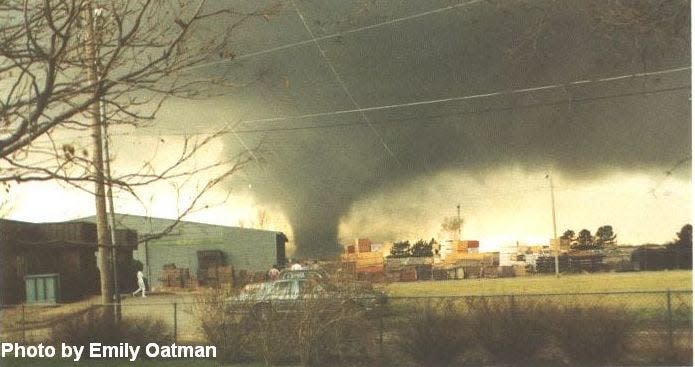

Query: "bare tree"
(0, 183), (13, 218)
(256, 209), (269, 229)
(0, 0), (278, 304)
(1, 0), (277, 180)
(441, 216), (463, 240)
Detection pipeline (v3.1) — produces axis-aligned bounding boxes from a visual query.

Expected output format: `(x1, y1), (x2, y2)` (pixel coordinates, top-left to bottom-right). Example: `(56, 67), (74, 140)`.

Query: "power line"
(238, 66), (690, 125)
(185, 0), (484, 71)
(290, 0), (401, 165)
(23, 67), (690, 140)
(239, 84), (689, 133)
(120, 83), (689, 137)
(648, 156), (692, 197)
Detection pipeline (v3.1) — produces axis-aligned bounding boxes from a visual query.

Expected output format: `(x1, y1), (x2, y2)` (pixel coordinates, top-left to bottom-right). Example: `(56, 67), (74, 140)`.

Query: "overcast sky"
(5, 0), (692, 257)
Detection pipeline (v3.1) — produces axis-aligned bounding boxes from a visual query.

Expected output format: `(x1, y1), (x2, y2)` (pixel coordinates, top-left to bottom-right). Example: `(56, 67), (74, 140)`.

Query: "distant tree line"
(560, 225), (617, 250)
(544, 224), (692, 273)
(631, 224), (692, 270)
(388, 239), (436, 258)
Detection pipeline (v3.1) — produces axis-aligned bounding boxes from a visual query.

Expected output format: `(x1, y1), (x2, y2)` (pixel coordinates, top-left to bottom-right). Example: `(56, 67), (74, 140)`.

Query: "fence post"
(666, 289), (674, 351)
(378, 307), (384, 360)
(173, 302), (178, 343)
(21, 304), (26, 343)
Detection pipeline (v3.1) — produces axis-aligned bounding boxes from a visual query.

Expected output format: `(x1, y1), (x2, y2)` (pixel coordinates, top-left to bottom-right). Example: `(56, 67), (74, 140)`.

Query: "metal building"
(77, 214), (288, 288)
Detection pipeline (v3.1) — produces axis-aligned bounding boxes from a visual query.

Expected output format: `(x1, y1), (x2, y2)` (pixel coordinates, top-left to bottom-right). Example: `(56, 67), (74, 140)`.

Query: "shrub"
(638, 337), (693, 366)
(548, 304), (634, 366)
(467, 297), (550, 366)
(196, 279), (378, 366)
(394, 299), (471, 367)
(245, 307), (298, 365)
(293, 292), (377, 366)
(194, 289), (253, 363)
(52, 306), (172, 351)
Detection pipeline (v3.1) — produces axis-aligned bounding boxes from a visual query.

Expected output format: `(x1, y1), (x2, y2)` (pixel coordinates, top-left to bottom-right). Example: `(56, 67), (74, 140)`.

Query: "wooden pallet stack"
(200, 265), (236, 288)
(197, 250), (225, 287)
(399, 267), (418, 282)
(342, 239), (385, 276)
(415, 264), (433, 280)
(513, 264), (527, 276)
(159, 264), (193, 289)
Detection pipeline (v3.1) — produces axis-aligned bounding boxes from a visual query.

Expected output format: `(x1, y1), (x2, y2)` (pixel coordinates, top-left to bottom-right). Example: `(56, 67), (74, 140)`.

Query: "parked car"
(234, 282), (273, 301)
(246, 277), (387, 318)
(278, 268), (328, 280)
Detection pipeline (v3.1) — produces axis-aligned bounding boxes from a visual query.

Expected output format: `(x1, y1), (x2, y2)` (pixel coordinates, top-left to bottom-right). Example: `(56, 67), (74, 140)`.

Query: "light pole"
(456, 204), (461, 240)
(85, 1), (114, 308)
(94, 6), (121, 319)
(88, 4), (121, 321)
(546, 173), (560, 277)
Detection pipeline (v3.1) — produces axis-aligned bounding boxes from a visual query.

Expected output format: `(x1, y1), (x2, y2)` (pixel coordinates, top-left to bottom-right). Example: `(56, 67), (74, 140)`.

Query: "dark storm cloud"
(209, 0), (690, 257)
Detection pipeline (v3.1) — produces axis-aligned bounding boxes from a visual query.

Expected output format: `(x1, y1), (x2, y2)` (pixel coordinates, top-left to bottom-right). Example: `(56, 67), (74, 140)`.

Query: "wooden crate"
(399, 267), (418, 282)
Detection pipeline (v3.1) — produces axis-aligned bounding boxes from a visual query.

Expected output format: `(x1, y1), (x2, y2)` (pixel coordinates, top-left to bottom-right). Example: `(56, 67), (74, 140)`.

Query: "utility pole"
(546, 173), (560, 277)
(93, 6), (121, 319)
(103, 103), (121, 316)
(85, 2), (114, 307)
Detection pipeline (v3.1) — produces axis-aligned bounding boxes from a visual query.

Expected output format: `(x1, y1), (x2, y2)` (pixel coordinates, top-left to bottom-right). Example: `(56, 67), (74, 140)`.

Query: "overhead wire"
(127, 83), (689, 136)
(8, 6), (688, 165)
(34, 79), (689, 142)
(237, 66), (690, 125)
(289, 0), (401, 165)
(79, 65), (690, 138)
(185, 0), (485, 71)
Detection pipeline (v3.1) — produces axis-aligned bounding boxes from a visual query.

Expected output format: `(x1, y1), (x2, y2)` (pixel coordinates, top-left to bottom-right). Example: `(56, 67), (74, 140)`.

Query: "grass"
(382, 270), (692, 297)
(382, 270), (694, 328)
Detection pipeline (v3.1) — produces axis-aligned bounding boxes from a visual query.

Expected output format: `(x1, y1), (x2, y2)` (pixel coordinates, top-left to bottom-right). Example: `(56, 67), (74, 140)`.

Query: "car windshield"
(234, 282), (272, 301)
(267, 281), (296, 299)
(297, 279), (325, 295)
(279, 269), (327, 280)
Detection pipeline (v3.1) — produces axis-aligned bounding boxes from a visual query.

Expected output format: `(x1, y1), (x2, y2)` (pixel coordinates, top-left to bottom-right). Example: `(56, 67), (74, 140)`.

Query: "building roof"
(0, 218), (137, 248)
(72, 213), (287, 244)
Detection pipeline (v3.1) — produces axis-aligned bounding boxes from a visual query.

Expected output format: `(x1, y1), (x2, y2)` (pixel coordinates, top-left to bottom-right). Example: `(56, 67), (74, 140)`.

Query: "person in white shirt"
(132, 270), (146, 297)
(268, 265), (280, 281)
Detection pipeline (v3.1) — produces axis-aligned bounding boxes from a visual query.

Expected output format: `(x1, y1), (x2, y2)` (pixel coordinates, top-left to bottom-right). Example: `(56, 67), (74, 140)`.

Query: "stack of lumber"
(444, 252), (499, 267)
(415, 265), (433, 280)
(513, 264), (527, 276)
(482, 265), (499, 278)
(399, 267), (418, 282)
(342, 251), (384, 273)
(356, 238), (372, 253)
(385, 257), (432, 268)
(356, 271), (386, 282)
(499, 266), (515, 278)
(432, 268), (448, 280)
(159, 265), (192, 289)
(463, 266), (482, 278)
(217, 265), (234, 285)
(202, 265), (236, 288)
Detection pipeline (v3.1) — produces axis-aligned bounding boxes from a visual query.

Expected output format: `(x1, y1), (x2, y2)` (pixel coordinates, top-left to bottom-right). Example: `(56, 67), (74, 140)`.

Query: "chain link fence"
(1, 290), (691, 365)
(381, 290), (692, 366)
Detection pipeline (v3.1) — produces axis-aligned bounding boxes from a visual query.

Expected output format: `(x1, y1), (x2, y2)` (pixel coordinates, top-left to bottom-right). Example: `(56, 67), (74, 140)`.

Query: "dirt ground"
(0, 291), (208, 343)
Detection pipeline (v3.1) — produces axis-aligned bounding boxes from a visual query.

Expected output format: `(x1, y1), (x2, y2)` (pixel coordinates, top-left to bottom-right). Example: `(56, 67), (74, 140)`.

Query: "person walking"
(268, 265), (280, 281)
(132, 270), (146, 297)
